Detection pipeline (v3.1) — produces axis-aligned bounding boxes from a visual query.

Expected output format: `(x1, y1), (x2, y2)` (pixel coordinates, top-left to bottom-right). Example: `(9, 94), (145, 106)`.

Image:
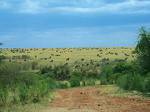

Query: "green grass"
(0, 92), (55, 112)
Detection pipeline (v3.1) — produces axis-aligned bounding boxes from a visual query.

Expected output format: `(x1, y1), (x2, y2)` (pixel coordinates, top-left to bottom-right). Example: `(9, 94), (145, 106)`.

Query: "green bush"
(117, 74), (128, 90)
(41, 66), (53, 74)
(100, 64), (113, 84)
(113, 61), (137, 74)
(48, 78), (58, 90)
(83, 79), (96, 86)
(53, 65), (71, 80)
(144, 73), (150, 92)
(100, 75), (108, 85)
(57, 81), (70, 89)
(0, 63), (21, 86)
(41, 65), (71, 80)
(0, 63), (53, 106)
(100, 59), (150, 93)
(69, 72), (81, 87)
(18, 72), (52, 103)
(18, 84), (29, 104)
(0, 87), (9, 106)
(117, 73), (145, 92)
(107, 73), (122, 84)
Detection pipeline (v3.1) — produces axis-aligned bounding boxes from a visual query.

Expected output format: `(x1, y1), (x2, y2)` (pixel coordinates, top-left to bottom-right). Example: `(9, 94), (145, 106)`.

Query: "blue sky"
(0, 0), (150, 48)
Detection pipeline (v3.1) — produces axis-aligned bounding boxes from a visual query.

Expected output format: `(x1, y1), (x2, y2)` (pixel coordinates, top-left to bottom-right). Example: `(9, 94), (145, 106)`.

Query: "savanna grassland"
(0, 47), (135, 66)
(0, 47), (149, 112)
(0, 29), (150, 112)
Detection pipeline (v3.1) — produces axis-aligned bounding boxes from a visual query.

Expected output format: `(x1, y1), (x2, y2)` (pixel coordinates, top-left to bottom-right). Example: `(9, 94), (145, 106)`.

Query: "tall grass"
(0, 62), (55, 110)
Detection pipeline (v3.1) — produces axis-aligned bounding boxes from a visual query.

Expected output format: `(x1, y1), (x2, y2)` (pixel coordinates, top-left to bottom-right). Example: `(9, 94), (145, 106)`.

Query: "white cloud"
(18, 0), (44, 14)
(0, 1), (11, 9)
(46, 0), (150, 14)
(0, 0), (150, 14)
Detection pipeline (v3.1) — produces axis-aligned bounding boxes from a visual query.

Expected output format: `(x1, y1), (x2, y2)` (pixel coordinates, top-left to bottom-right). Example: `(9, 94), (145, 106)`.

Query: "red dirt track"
(48, 87), (150, 112)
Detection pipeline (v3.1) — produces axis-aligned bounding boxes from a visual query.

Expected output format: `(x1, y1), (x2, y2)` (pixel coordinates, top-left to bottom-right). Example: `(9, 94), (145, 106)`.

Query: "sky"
(0, 0), (150, 48)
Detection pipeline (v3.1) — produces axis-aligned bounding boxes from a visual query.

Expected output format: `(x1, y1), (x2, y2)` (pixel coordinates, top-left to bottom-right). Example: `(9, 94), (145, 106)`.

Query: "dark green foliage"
(82, 78), (96, 86)
(144, 73), (150, 92)
(100, 59), (149, 92)
(117, 73), (145, 92)
(136, 27), (150, 74)
(100, 64), (113, 84)
(100, 61), (136, 84)
(41, 65), (70, 80)
(48, 78), (58, 89)
(56, 82), (70, 89)
(40, 62), (100, 88)
(0, 87), (8, 106)
(74, 62), (100, 79)
(53, 65), (70, 80)
(69, 72), (81, 87)
(113, 62), (136, 74)
(100, 59), (149, 93)
(31, 61), (38, 70)
(41, 66), (53, 74)
(0, 63), (21, 86)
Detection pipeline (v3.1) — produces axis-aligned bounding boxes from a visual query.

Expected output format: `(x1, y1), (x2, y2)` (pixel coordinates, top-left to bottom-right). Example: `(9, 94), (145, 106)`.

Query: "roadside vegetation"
(0, 28), (150, 111)
(100, 28), (150, 95)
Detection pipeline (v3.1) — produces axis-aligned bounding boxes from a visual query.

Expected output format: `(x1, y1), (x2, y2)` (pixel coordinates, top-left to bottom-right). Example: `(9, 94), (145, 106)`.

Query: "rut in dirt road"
(49, 87), (150, 112)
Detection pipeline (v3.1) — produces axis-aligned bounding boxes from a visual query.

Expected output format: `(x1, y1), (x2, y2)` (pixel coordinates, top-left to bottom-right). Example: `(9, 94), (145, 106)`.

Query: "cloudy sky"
(0, 0), (150, 48)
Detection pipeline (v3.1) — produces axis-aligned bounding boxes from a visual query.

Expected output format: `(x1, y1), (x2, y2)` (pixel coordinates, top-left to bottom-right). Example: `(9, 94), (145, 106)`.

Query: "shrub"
(83, 79), (96, 86)
(107, 73), (122, 84)
(69, 72), (81, 87)
(18, 84), (29, 104)
(116, 74), (128, 90)
(100, 75), (108, 85)
(0, 87), (9, 106)
(0, 63), (53, 106)
(41, 65), (71, 80)
(57, 81), (70, 89)
(48, 78), (58, 90)
(100, 64), (113, 84)
(41, 66), (52, 74)
(113, 62), (134, 74)
(53, 65), (70, 80)
(117, 73), (145, 92)
(31, 61), (38, 70)
(0, 63), (21, 87)
(100, 61), (140, 85)
(144, 73), (150, 92)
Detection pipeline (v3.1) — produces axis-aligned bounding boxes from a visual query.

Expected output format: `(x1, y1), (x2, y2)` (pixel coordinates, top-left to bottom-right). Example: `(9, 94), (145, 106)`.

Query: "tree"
(136, 27), (150, 74)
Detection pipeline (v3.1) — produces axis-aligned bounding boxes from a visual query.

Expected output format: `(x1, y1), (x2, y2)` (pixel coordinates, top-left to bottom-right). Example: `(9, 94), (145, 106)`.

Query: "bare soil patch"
(46, 87), (150, 112)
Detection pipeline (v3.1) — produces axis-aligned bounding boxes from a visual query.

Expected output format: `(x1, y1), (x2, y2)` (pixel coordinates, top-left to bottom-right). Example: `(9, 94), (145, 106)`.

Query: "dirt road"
(43, 87), (150, 112)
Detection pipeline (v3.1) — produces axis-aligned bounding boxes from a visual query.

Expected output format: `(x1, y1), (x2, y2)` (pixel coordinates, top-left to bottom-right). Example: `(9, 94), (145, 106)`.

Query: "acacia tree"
(136, 27), (150, 74)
